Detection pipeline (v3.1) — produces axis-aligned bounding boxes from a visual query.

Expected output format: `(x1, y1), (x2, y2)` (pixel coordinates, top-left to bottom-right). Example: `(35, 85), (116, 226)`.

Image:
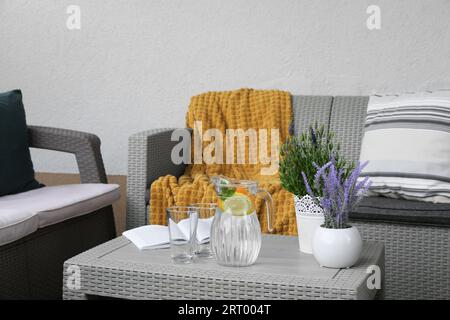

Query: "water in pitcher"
(210, 177), (273, 267)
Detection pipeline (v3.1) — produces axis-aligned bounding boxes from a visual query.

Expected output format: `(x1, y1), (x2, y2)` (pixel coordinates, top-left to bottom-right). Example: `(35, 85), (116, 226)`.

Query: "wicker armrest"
(126, 128), (190, 229)
(27, 125), (107, 184)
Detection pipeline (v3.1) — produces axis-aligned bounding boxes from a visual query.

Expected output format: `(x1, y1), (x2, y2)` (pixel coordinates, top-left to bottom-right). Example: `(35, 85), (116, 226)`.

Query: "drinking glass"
(189, 203), (216, 258)
(166, 206), (198, 264)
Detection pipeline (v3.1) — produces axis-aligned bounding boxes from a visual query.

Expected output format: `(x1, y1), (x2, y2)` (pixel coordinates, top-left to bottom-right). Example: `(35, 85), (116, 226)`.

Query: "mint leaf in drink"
(219, 187), (236, 200)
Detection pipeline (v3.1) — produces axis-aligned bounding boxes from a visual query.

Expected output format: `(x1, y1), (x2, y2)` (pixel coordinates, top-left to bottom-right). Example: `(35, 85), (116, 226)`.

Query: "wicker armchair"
(0, 126), (116, 299)
(126, 95), (450, 300)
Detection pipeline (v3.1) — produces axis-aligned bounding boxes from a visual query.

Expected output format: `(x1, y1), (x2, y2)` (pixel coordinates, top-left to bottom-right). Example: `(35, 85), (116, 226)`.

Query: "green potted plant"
(279, 123), (352, 253)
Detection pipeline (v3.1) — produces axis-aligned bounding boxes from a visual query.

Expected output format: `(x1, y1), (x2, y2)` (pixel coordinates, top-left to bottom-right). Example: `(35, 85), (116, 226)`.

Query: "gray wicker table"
(63, 235), (384, 300)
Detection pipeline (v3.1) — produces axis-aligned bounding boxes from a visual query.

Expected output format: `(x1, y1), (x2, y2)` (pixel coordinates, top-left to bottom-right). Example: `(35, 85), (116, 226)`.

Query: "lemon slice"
(223, 195), (253, 216)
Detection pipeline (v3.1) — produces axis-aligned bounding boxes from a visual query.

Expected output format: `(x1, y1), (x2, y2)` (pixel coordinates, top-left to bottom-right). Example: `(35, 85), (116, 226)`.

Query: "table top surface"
(105, 236), (339, 279)
(66, 234), (384, 289)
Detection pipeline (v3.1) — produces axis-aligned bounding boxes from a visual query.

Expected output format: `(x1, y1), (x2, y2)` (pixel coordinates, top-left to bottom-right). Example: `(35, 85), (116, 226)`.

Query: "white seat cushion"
(0, 209), (38, 246)
(0, 184), (120, 229)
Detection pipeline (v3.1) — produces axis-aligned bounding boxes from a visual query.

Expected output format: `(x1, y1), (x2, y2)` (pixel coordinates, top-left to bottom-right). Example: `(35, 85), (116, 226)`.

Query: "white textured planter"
(294, 195), (324, 254)
(312, 226), (363, 269)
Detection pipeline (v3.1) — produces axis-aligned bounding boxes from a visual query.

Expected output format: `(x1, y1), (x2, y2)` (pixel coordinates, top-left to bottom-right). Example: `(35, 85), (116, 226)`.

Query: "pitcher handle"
(257, 188), (274, 233)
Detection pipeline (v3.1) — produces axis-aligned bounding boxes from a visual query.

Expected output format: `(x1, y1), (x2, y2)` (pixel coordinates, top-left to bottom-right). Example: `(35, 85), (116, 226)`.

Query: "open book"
(123, 217), (214, 250)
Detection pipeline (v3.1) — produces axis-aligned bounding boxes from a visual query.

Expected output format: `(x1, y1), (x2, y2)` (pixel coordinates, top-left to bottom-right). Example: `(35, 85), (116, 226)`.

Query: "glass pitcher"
(210, 176), (274, 267)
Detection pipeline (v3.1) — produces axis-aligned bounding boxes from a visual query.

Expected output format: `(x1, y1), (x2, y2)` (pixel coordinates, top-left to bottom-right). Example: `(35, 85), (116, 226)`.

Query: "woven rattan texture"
(126, 128), (188, 229)
(0, 206), (115, 299)
(28, 126), (108, 184)
(0, 126), (115, 299)
(329, 96), (369, 163)
(0, 241), (30, 298)
(63, 236), (384, 300)
(353, 220), (449, 300)
(292, 95), (333, 136)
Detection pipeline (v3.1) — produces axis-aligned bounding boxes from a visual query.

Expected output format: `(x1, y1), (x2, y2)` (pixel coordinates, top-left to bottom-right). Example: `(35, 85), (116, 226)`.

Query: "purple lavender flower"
(303, 160), (372, 229)
(313, 161), (332, 191)
(301, 171), (313, 197)
(320, 198), (333, 214)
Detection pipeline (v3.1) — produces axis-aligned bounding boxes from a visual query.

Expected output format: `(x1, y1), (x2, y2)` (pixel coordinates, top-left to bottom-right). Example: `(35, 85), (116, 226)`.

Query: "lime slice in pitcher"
(224, 194), (253, 216)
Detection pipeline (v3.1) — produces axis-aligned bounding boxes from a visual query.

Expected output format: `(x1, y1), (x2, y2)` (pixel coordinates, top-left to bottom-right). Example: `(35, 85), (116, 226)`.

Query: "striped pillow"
(359, 90), (450, 204)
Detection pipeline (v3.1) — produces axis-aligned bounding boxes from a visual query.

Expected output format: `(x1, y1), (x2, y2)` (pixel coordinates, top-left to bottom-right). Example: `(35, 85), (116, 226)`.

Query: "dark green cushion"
(0, 90), (41, 196)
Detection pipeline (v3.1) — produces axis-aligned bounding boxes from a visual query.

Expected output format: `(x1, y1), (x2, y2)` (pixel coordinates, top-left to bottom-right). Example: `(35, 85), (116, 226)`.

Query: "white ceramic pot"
(312, 226), (363, 269)
(294, 195), (324, 254)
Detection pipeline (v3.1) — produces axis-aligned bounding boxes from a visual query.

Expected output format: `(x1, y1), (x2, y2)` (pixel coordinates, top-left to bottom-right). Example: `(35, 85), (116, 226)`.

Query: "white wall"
(1, 0), (449, 175)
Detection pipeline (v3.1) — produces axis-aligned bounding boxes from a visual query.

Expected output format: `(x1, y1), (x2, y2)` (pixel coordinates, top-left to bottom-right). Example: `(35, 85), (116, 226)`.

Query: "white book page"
(123, 225), (169, 250)
(196, 217), (214, 243)
(169, 218), (190, 241)
(123, 217), (213, 250)
(176, 216), (213, 243)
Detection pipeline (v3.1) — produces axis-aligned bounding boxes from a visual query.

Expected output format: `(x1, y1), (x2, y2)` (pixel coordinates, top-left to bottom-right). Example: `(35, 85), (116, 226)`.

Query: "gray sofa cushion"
(350, 196), (450, 226)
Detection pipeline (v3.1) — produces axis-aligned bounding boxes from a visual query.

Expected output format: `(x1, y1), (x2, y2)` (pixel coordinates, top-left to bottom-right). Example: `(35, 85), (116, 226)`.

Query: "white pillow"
(359, 90), (450, 203)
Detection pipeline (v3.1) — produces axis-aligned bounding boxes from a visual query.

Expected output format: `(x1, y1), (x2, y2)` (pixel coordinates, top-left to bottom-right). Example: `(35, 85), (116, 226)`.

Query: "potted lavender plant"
(279, 123), (352, 254)
(302, 161), (371, 268)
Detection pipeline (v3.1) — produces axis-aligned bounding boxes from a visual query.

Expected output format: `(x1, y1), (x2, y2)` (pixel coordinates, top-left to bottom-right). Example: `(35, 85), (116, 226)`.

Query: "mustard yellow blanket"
(149, 88), (297, 235)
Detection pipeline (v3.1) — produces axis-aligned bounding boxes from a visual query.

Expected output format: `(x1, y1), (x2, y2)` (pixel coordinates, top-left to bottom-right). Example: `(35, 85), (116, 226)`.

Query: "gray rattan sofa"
(0, 126), (117, 299)
(126, 95), (450, 300)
